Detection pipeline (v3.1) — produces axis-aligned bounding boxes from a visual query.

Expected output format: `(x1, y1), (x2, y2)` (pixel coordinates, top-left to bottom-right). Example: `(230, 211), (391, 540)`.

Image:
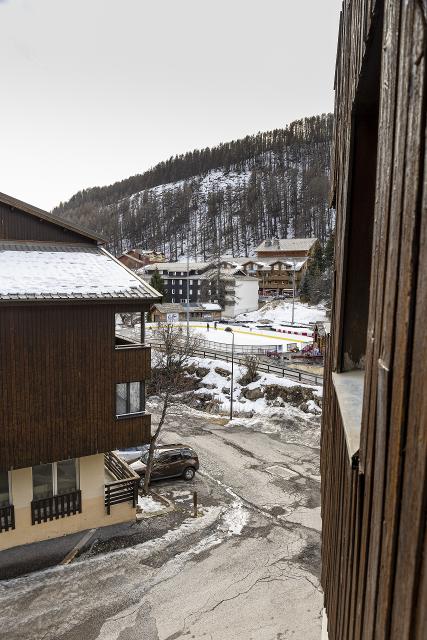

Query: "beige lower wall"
(0, 454), (136, 552)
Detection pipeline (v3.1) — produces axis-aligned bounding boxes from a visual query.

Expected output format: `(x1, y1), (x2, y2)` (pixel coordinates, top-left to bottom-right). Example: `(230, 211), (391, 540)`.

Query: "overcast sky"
(0, 0), (342, 210)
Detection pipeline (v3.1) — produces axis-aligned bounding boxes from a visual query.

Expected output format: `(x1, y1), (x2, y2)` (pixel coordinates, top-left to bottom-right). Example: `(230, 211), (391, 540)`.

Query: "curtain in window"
(57, 459), (77, 495)
(33, 464), (53, 500)
(0, 471), (9, 507)
(116, 383), (128, 415)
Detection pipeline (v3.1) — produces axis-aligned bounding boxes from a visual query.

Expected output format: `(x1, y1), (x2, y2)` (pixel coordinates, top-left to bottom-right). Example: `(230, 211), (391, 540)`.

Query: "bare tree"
(238, 354), (259, 386)
(142, 323), (202, 494)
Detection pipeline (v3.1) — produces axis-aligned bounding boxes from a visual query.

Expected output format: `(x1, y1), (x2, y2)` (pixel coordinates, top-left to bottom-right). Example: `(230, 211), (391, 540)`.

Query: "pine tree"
(149, 268), (165, 296)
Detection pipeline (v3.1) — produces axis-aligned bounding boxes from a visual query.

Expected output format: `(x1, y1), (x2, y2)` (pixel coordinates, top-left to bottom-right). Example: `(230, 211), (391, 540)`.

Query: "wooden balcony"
(0, 504), (15, 533)
(31, 490), (82, 525)
(114, 340), (151, 381)
(104, 451), (140, 515)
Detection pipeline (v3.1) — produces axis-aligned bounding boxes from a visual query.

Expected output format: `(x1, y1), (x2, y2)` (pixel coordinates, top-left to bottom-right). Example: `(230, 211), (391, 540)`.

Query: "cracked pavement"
(0, 404), (323, 639)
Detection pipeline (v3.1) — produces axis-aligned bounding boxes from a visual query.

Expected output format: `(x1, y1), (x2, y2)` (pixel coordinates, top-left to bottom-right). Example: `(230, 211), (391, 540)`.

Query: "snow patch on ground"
(137, 495), (162, 513)
(221, 502), (248, 536)
(187, 356), (322, 417)
(236, 300), (327, 325)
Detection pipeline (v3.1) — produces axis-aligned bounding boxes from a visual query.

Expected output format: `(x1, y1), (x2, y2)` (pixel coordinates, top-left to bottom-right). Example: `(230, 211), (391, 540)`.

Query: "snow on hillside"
(130, 168), (253, 209)
(236, 300), (327, 325)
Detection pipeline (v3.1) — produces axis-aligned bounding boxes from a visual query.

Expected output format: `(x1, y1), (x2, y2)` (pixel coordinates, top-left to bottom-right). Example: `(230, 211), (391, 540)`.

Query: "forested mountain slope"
(54, 114), (334, 259)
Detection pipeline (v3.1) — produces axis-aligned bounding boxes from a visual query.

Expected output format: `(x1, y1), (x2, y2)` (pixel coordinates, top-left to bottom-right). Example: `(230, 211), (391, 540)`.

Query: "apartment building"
(0, 193), (161, 550)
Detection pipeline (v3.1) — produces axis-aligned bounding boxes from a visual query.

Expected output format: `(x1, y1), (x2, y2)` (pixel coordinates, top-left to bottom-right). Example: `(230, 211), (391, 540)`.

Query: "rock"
(264, 384), (318, 407)
(300, 400), (322, 414)
(200, 382), (216, 389)
(222, 386), (230, 395)
(272, 396), (285, 407)
(214, 366), (230, 378)
(242, 386), (264, 400)
(195, 366), (210, 378)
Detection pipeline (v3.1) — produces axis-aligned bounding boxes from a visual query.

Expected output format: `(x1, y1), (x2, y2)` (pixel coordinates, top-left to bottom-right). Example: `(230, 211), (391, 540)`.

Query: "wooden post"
(193, 491), (198, 518)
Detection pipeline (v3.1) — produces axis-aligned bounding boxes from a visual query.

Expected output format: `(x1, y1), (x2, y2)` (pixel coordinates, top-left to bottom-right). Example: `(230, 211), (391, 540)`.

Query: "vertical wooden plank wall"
(0, 303), (151, 470)
(321, 1), (427, 639)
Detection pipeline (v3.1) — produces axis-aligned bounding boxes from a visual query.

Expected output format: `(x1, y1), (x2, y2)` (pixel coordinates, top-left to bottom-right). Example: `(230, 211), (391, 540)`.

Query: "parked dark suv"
(130, 444), (199, 481)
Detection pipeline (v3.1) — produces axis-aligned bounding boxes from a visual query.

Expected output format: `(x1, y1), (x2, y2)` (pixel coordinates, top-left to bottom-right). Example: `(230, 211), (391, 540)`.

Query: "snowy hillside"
(54, 114), (334, 259)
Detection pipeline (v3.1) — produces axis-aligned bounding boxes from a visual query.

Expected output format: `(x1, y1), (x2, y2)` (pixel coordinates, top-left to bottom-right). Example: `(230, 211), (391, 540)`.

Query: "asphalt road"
(0, 405), (323, 640)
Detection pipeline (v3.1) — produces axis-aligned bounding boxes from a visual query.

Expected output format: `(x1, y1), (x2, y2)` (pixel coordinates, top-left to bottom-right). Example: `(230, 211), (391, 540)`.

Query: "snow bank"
(236, 300), (327, 325)
(187, 356), (322, 417)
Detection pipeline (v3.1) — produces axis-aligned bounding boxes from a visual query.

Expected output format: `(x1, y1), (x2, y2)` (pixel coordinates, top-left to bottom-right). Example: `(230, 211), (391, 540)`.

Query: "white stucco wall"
(230, 278), (259, 316)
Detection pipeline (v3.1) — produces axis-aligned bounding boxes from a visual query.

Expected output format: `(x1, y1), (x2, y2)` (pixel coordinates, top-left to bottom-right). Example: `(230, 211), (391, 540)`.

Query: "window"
(116, 381), (145, 417)
(115, 312), (144, 348)
(190, 289), (193, 295)
(32, 464), (53, 500)
(190, 279), (193, 285)
(197, 289), (201, 295)
(0, 472), (10, 507)
(32, 460), (78, 500)
(57, 459), (77, 495)
(172, 279), (175, 285)
(179, 279), (183, 285)
(179, 289), (182, 294)
(172, 298), (175, 303)
(172, 289), (175, 294)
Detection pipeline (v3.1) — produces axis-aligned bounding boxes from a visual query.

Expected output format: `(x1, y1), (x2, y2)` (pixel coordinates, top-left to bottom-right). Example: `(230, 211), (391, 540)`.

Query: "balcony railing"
(31, 490), (82, 525)
(0, 504), (15, 533)
(104, 451), (140, 515)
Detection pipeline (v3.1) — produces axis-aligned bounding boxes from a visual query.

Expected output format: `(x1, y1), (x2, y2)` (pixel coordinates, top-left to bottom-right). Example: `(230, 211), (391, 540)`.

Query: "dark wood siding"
(322, 2), (427, 640)
(0, 202), (96, 244)
(0, 303), (151, 470)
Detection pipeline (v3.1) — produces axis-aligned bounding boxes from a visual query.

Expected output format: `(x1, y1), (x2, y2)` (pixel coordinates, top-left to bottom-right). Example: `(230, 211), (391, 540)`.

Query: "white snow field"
(235, 300), (327, 325)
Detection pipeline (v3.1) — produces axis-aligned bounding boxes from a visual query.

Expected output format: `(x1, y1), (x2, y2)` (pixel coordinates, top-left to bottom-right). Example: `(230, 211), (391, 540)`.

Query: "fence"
(148, 339), (323, 386)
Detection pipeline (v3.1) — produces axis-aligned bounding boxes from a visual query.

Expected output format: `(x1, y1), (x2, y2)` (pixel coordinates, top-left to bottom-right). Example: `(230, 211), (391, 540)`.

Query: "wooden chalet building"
(0, 193), (161, 550)
(321, 1), (426, 639)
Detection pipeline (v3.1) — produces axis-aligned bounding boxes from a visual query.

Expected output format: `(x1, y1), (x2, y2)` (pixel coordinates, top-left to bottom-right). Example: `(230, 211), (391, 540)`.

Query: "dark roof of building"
(0, 192), (105, 244)
(0, 242), (162, 302)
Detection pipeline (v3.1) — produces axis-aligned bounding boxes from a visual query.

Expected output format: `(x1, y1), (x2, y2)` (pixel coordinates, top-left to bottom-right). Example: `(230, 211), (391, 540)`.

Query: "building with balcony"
(140, 261), (213, 304)
(221, 256), (309, 297)
(321, 2), (426, 639)
(0, 193), (161, 550)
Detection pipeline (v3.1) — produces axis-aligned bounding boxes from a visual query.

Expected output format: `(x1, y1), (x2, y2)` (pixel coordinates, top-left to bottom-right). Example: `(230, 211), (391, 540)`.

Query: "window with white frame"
(32, 460), (78, 500)
(172, 289), (175, 294)
(179, 279), (183, 285)
(179, 289), (182, 294)
(197, 289), (201, 295)
(190, 289), (193, 295)
(116, 381), (145, 417)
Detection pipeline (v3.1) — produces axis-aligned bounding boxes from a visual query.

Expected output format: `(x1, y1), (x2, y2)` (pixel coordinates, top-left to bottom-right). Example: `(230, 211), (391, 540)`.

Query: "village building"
(222, 254), (309, 297)
(140, 261), (213, 304)
(150, 302), (221, 323)
(321, 2), (426, 639)
(117, 248), (165, 271)
(255, 237), (319, 259)
(0, 193), (161, 551)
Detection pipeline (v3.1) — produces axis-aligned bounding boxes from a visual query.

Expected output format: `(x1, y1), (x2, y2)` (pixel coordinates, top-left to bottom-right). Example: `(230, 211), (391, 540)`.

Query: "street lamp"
(224, 327), (234, 420)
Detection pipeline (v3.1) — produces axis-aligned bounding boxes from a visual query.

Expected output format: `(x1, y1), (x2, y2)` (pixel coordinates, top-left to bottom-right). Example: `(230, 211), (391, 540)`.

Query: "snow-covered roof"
(143, 261), (212, 273)
(201, 303), (222, 311)
(256, 238), (318, 253)
(152, 302), (222, 313)
(0, 242), (162, 302)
